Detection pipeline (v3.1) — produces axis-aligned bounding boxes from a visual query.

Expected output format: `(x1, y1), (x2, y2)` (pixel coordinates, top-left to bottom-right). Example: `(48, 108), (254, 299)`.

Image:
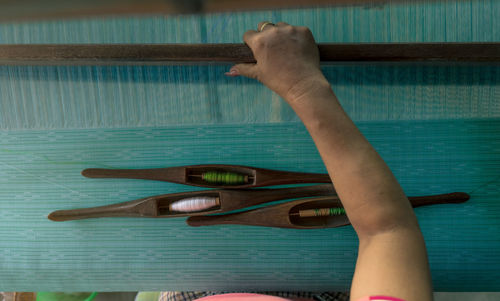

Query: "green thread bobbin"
(201, 171), (248, 185)
(299, 207), (346, 218)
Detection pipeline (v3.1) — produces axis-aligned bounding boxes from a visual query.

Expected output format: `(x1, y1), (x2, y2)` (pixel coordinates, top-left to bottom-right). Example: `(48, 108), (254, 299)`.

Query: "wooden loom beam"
(0, 1), (467, 22)
(0, 43), (498, 65)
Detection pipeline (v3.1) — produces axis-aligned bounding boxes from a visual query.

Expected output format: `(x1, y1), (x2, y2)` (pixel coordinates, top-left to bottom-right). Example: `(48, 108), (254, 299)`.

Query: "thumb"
(225, 63), (259, 79)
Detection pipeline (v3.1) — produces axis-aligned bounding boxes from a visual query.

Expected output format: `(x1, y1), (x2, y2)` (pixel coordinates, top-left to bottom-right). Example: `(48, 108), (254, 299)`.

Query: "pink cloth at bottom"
(357, 296), (405, 301)
(194, 293), (312, 301)
(194, 293), (405, 301)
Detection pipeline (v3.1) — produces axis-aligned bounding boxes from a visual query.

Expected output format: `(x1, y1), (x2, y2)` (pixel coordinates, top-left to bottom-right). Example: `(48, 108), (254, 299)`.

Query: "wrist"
(284, 73), (332, 106)
(284, 75), (344, 126)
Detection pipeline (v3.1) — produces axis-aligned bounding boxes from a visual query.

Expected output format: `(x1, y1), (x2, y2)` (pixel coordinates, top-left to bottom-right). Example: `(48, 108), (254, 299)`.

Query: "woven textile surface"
(0, 0), (499, 292)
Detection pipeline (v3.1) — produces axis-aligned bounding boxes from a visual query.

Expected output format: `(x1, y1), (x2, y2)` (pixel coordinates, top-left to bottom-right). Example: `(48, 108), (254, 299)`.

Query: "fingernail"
(224, 68), (239, 77)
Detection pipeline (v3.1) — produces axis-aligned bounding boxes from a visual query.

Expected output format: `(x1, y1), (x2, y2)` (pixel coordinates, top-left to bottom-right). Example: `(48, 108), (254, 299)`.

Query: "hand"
(226, 22), (328, 103)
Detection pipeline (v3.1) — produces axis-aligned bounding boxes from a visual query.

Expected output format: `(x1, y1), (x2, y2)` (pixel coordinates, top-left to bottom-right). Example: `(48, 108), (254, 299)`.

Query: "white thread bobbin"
(169, 196), (220, 212)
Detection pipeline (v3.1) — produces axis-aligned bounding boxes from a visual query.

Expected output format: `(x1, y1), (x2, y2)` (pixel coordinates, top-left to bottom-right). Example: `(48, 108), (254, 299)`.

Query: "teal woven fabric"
(0, 0), (499, 292)
(1, 120), (499, 292)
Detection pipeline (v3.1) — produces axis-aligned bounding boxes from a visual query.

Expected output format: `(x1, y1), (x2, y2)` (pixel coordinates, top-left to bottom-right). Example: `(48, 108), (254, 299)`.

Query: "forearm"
(287, 77), (420, 237)
(232, 23), (432, 299)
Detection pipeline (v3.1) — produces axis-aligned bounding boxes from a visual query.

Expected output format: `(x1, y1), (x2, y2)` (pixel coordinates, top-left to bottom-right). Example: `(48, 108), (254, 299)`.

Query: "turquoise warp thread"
(0, 0), (498, 292)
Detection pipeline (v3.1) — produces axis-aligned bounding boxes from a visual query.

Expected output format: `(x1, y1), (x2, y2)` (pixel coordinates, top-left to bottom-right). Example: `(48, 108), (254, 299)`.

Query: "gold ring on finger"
(258, 22), (275, 32)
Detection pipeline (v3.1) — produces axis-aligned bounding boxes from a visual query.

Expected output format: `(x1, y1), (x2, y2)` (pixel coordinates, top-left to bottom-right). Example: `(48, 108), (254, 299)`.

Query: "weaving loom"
(0, 0), (499, 292)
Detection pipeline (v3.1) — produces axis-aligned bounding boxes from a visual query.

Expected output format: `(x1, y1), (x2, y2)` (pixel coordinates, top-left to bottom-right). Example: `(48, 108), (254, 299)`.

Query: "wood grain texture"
(0, 43), (499, 65)
(186, 192), (470, 229)
(48, 184), (337, 221)
(81, 164), (331, 188)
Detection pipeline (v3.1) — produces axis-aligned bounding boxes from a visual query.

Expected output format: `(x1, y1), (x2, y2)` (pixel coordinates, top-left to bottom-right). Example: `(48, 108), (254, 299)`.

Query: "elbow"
(351, 206), (422, 240)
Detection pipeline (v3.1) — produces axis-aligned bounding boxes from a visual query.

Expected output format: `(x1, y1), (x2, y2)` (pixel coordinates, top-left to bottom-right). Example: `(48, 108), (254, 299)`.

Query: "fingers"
(275, 22), (289, 27)
(227, 21), (298, 80)
(243, 29), (258, 47)
(256, 21), (289, 31)
(245, 21), (278, 48)
(225, 63), (258, 79)
(245, 21), (294, 47)
(257, 21), (275, 32)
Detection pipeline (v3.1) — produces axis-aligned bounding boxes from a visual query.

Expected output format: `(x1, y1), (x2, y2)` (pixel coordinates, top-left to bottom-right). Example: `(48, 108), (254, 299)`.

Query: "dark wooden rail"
(0, 1), (458, 21)
(0, 43), (498, 65)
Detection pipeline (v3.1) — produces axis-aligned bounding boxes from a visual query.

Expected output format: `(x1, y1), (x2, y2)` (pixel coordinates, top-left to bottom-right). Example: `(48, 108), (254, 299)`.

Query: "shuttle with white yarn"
(169, 196), (220, 213)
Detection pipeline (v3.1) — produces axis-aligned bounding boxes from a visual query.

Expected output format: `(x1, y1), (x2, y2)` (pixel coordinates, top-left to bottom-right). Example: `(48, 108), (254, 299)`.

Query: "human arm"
(228, 22), (433, 301)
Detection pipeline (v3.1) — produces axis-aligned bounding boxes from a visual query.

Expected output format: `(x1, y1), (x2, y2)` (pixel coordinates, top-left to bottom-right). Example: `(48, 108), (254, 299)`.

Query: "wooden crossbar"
(0, 43), (498, 65)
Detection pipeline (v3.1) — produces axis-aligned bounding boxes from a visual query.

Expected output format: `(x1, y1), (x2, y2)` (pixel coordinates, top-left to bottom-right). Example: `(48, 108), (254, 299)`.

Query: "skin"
(226, 22), (433, 301)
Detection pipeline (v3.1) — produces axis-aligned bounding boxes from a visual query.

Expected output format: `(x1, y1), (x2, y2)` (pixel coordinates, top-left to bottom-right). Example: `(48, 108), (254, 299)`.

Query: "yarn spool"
(169, 196), (220, 212)
(201, 171), (249, 185)
(293, 207), (346, 218)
